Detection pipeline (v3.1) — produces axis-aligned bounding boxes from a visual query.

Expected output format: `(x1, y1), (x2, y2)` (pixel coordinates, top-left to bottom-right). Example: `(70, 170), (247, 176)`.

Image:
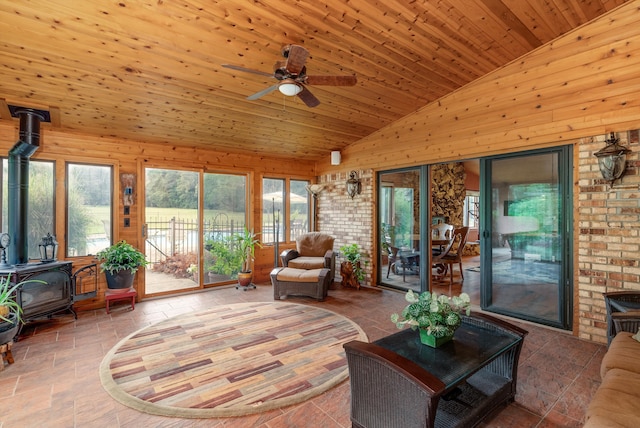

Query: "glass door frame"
(479, 146), (573, 330)
(377, 165), (429, 292)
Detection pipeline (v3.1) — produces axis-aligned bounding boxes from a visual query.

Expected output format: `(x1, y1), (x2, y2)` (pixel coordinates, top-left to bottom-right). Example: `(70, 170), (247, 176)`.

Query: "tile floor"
(0, 282), (605, 427)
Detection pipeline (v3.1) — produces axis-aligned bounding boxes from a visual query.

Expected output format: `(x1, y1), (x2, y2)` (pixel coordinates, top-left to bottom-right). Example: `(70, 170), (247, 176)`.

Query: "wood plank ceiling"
(0, 0), (628, 161)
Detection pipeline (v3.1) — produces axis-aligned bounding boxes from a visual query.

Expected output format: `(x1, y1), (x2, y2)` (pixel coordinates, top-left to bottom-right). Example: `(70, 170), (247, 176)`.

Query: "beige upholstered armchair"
(280, 232), (336, 279)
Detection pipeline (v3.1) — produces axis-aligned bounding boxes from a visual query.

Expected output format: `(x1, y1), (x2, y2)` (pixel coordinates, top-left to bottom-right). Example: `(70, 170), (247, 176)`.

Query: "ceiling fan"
(222, 44), (357, 107)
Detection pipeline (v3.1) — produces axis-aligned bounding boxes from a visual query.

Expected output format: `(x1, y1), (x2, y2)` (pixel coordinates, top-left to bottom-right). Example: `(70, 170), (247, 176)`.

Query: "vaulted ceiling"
(0, 0), (628, 161)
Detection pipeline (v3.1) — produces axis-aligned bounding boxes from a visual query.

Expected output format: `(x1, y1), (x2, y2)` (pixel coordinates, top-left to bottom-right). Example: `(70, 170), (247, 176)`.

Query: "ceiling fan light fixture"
(278, 80), (302, 96)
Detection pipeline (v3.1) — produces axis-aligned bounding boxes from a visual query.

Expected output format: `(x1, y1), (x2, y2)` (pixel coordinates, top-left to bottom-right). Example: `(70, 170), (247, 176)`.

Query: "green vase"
(419, 328), (453, 348)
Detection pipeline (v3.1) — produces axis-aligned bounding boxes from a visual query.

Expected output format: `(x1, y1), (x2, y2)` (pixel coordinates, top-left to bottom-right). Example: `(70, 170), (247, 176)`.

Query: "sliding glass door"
(378, 168), (424, 292)
(480, 147), (572, 329)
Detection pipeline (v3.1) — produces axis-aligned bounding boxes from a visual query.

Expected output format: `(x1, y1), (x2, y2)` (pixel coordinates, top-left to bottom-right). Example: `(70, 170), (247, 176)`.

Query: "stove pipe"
(7, 108), (45, 265)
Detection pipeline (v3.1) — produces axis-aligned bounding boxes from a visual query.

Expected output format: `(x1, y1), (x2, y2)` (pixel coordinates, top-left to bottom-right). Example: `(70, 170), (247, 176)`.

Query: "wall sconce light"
(305, 184), (325, 198)
(346, 170), (362, 199)
(38, 233), (58, 263)
(331, 151), (341, 165)
(594, 132), (631, 186)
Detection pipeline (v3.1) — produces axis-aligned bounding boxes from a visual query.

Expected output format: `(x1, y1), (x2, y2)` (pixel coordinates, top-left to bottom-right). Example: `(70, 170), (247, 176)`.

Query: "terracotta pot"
(237, 271), (253, 287)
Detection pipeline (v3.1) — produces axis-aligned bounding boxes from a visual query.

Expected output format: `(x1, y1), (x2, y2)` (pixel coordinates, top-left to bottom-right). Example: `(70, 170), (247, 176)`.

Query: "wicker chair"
(343, 340), (445, 428)
(280, 232), (336, 278)
(603, 291), (640, 346)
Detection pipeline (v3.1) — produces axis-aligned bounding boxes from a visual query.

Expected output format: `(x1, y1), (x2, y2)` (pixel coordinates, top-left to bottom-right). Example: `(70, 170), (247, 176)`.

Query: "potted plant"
(391, 290), (471, 347)
(339, 243), (366, 289)
(0, 274), (45, 344)
(96, 240), (148, 292)
(233, 228), (262, 288)
(205, 235), (241, 282)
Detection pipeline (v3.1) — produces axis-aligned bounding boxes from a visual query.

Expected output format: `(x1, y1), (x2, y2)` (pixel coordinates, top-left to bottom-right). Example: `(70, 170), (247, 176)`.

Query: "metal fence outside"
(145, 215), (244, 264)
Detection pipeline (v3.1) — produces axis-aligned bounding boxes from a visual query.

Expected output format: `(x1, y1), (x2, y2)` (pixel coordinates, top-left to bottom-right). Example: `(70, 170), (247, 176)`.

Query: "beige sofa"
(584, 315), (640, 428)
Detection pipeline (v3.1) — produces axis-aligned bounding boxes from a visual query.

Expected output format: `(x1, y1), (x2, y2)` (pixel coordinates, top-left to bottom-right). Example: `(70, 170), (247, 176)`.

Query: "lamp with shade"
(278, 80), (303, 96)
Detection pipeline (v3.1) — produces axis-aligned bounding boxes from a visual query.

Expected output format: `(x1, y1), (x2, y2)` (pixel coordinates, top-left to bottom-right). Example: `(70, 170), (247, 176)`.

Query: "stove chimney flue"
(7, 106), (51, 265)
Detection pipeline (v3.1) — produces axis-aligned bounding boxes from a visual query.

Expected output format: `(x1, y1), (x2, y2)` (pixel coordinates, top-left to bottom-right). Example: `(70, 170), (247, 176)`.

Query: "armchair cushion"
(280, 233), (336, 279)
(296, 232), (335, 257)
(287, 256), (327, 271)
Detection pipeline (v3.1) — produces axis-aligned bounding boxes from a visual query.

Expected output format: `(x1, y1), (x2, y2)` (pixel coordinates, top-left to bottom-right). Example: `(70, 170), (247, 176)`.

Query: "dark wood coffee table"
(346, 313), (528, 428)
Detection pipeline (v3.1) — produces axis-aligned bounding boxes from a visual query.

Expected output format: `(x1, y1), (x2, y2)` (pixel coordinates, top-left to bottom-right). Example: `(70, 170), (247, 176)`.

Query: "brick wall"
(316, 169), (374, 285)
(578, 130), (640, 343)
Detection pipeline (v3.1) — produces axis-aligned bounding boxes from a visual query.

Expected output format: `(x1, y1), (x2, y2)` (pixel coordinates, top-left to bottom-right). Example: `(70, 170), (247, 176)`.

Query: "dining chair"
(431, 223), (454, 256)
(386, 246), (400, 278)
(433, 226), (470, 288)
(431, 234), (457, 281)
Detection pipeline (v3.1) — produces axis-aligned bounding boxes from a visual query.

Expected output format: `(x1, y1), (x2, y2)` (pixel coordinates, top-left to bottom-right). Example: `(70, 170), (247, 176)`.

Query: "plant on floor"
(232, 228), (262, 288)
(205, 235), (241, 278)
(391, 290), (471, 338)
(339, 243), (366, 282)
(233, 228), (263, 274)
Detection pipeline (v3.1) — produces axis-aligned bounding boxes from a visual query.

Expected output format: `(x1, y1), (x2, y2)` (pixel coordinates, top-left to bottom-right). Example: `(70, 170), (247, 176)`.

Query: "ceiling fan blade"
(284, 45), (309, 75)
(247, 84), (279, 100)
(222, 64), (273, 78)
(296, 86), (320, 108)
(304, 75), (357, 86)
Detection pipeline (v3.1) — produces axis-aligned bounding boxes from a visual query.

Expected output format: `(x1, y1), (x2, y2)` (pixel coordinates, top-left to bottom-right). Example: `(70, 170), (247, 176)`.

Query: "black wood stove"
(1, 107), (98, 339)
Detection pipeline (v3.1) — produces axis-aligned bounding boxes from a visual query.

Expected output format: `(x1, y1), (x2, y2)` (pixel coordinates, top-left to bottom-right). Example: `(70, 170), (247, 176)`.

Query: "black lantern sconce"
(38, 233), (58, 263)
(594, 132), (631, 187)
(346, 170), (362, 199)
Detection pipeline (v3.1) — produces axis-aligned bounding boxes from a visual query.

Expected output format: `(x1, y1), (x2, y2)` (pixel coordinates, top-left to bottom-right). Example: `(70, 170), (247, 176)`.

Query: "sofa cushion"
(288, 257), (326, 270)
(601, 332), (640, 378)
(296, 232), (334, 257)
(585, 368), (640, 428)
(276, 268), (325, 283)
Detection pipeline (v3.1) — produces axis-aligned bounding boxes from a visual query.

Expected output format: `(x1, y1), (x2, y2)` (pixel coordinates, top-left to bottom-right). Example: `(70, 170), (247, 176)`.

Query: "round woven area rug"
(99, 301), (367, 418)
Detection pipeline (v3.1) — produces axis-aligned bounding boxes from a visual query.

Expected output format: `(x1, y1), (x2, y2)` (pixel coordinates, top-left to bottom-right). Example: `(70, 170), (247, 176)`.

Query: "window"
(263, 178), (310, 243)
(66, 163), (112, 257)
(1, 159), (55, 260)
(290, 180), (309, 241)
(263, 178), (285, 243)
(463, 191), (479, 229)
(202, 172), (247, 284)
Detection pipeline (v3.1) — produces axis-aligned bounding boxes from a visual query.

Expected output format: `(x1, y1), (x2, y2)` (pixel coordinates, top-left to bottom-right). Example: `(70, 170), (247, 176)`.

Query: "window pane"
(1, 159), (55, 260)
(145, 168), (200, 293)
(263, 178), (285, 243)
(67, 164), (112, 256)
(290, 180), (309, 241)
(203, 172), (246, 284)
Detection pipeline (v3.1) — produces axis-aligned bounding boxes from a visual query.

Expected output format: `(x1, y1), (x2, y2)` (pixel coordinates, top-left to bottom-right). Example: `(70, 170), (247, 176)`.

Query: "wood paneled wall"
(0, 125), (316, 309)
(318, 0), (640, 173)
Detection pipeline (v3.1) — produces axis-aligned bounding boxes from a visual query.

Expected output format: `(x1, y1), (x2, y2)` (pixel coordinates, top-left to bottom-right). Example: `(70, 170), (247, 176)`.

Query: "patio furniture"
(432, 226), (469, 289)
(398, 250), (420, 282)
(344, 313), (527, 428)
(270, 267), (331, 301)
(280, 232), (336, 279)
(603, 291), (640, 346)
(431, 223), (453, 256)
(386, 246), (400, 278)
